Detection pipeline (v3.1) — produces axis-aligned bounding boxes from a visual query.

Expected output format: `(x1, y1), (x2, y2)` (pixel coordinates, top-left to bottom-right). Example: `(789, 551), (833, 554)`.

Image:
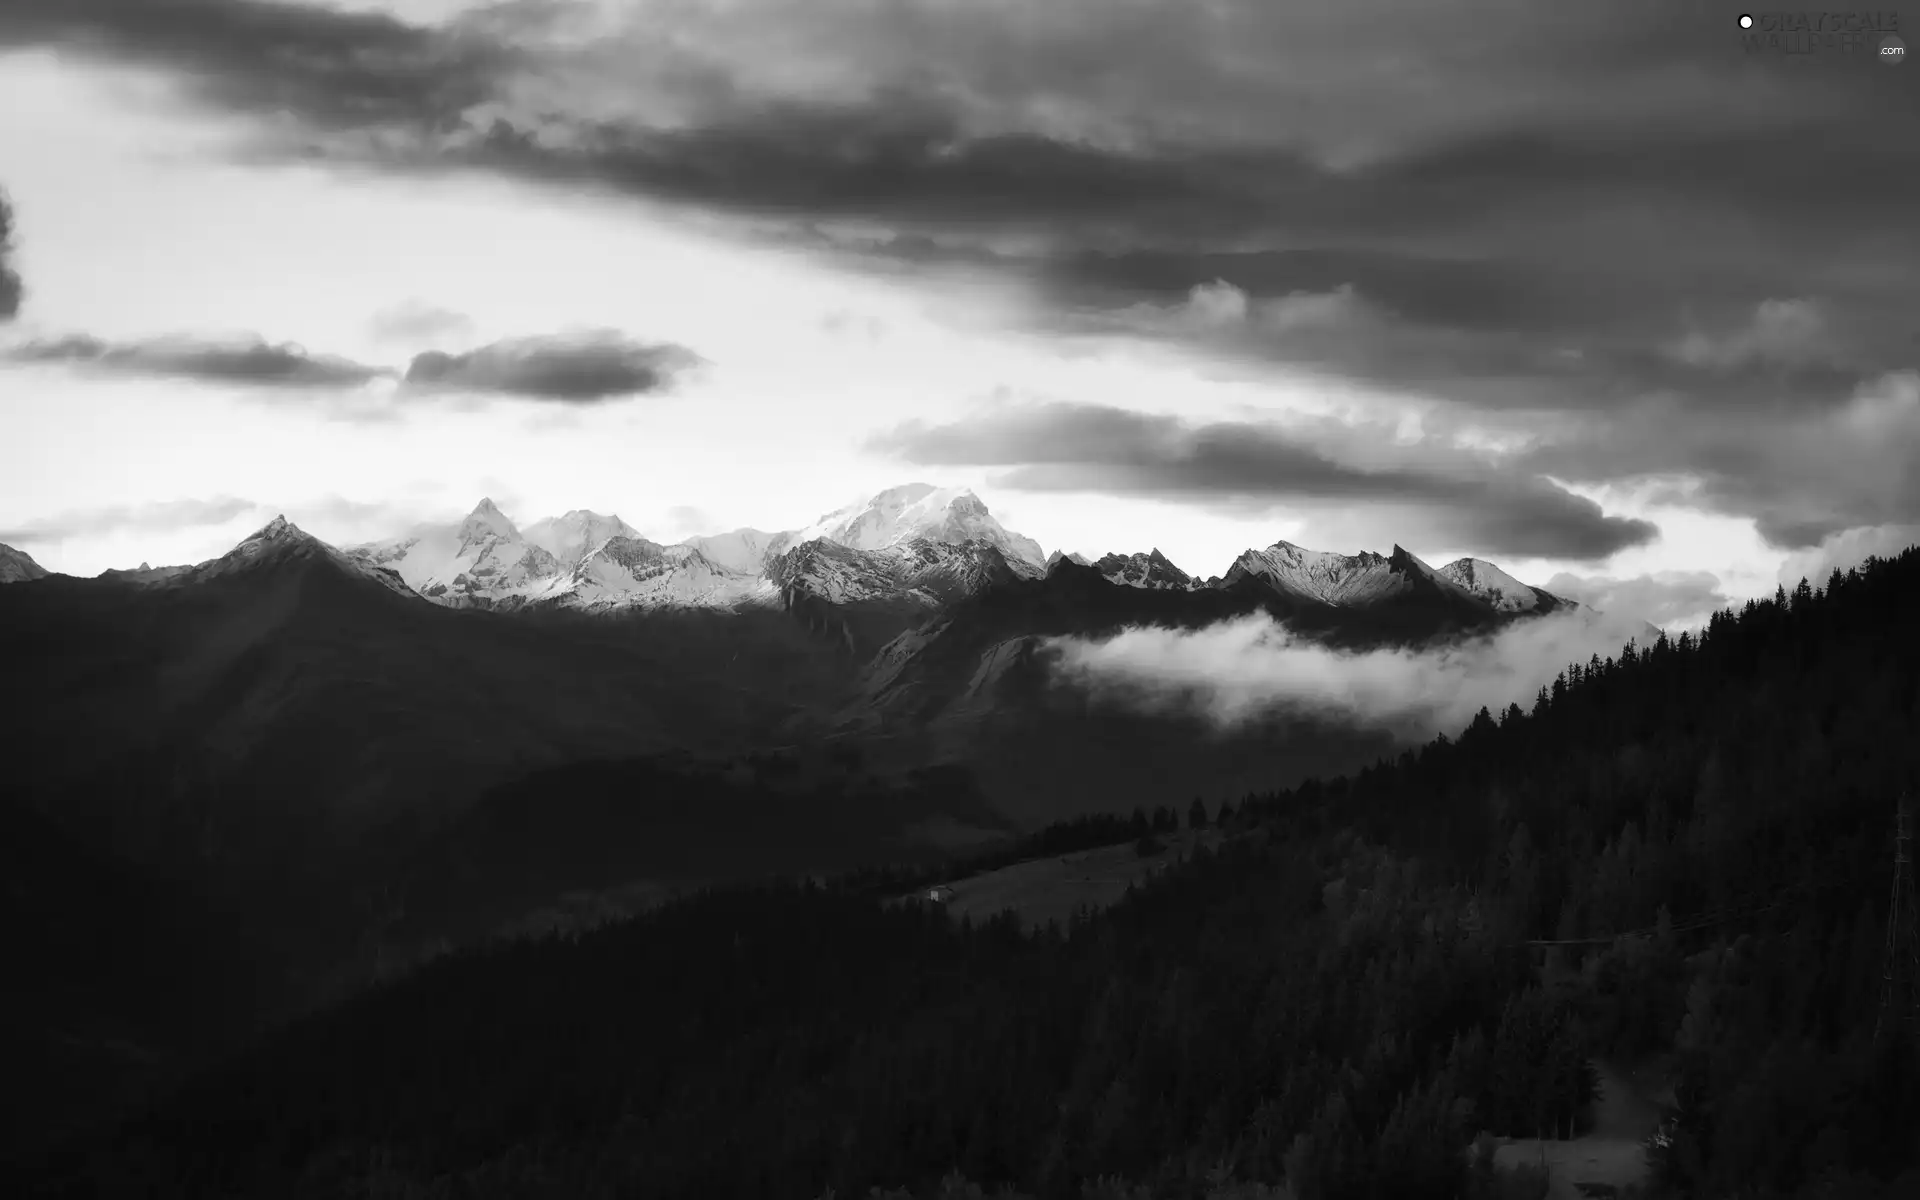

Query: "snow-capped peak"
(172, 514), (416, 597)
(1387, 544), (1443, 581)
(1225, 539), (1466, 607)
(242, 514), (304, 549)
(522, 509), (643, 569)
(1091, 548), (1196, 590)
(683, 528), (789, 575)
(793, 483), (1047, 572)
(1437, 557), (1555, 613)
(457, 497), (521, 545)
(1046, 549), (1092, 573)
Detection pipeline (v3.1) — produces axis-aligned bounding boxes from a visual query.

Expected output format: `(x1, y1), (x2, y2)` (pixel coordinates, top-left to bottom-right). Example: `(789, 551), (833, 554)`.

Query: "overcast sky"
(1, 0), (1915, 628)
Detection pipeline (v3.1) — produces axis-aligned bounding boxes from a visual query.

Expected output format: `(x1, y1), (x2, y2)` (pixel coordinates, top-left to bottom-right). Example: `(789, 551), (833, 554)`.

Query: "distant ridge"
(68, 486), (1657, 634)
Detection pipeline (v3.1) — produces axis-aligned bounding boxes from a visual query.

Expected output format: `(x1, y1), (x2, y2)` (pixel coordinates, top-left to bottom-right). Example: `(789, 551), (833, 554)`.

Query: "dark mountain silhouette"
(2, 519), (850, 880)
(12, 546), (1917, 1198)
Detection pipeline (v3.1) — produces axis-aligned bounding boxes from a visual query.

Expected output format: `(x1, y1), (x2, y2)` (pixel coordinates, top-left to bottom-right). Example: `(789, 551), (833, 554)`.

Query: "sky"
(1, 0), (1916, 631)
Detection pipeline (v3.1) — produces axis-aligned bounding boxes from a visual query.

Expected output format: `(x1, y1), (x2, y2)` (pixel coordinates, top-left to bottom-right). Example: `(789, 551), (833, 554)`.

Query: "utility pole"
(1876, 793), (1919, 1048)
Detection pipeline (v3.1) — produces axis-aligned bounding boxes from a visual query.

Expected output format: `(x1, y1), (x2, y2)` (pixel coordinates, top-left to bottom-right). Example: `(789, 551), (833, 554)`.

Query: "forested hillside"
(15, 549), (1920, 1200)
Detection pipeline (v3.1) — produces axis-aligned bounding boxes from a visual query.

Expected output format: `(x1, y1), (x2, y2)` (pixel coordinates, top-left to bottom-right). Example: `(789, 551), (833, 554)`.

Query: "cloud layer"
(403, 332), (704, 401)
(874, 402), (1657, 561)
(5, 333), (390, 388)
(3, 326), (708, 405)
(1542, 569), (1731, 631)
(1046, 606), (1667, 743)
(0, 492), (434, 549)
(0, 494), (259, 545)
(1774, 522), (1920, 588)
(369, 300), (478, 345)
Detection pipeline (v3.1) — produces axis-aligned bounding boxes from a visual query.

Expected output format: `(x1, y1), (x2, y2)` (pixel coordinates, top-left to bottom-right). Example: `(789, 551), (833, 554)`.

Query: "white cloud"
(1257, 283), (1365, 332)
(1543, 568), (1730, 631)
(1185, 279), (1250, 324)
(369, 300), (478, 346)
(1671, 297), (1833, 370)
(1045, 607), (1660, 743)
(1776, 522), (1920, 586)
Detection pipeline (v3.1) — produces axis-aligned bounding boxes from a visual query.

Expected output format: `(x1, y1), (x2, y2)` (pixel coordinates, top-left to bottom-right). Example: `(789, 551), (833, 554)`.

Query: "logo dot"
(1738, 13), (1754, 28)
(1883, 34), (1908, 65)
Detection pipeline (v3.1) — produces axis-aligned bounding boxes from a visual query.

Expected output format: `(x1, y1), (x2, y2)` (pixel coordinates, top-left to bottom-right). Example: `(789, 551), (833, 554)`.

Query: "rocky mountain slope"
(0, 540), (47, 583)
(336, 483), (1047, 615)
(324, 485), (1605, 639)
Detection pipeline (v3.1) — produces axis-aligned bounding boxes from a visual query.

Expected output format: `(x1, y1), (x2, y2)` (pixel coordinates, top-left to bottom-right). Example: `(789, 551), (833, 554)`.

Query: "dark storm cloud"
(1516, 369), (1920, 549)
(402, 332), (703, 401)
(4, 333), (391, 388)
(0, 187), (20, 321)
(12, 1), (1908, 262)
(0, 495), (258, 544)
(7, 0), (1916, 548)
(874, 403), (1657, 561)
(0, 0), (515, 135)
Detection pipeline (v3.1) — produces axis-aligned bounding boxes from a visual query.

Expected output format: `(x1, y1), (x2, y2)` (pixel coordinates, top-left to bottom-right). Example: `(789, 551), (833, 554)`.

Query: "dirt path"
(1493, 1060), (1670, 1198)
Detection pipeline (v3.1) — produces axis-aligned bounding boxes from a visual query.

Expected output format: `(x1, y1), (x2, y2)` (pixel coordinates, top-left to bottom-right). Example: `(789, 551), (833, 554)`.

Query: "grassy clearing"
(894, 828), (1231, 932)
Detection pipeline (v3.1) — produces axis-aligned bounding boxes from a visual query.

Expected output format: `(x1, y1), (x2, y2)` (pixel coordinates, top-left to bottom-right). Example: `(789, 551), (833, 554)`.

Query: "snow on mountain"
(522, 510), (643, 569)
(346, 499), (563, 606)
(73, 485), (1625, 633)
(1437, 558), (1572, 614)
(791, 484), (1047, 575)
(183, 515), (418, 597)
(768, 540), (916, 606)
(887, 539), (1031, 601)
(683, 528), (792, 576)
(1222, 541), (1477, 607)
(98, 561), (192, 585)
(329, 486), (1052, 612)
(1091, 549), (1196, 591)
(0, 542), (49, 583)
(67, 493), (1659, 651)
(767, 536), (1022, 608)
(458, 497), (519, 543)
(545, 535), (775, 611)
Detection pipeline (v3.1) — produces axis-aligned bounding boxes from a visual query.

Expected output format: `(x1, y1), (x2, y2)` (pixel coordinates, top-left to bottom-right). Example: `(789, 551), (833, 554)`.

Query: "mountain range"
(14, 483), (1612, 626)
(334, 484), (1597, 623)
(328, 484), (1050, 615)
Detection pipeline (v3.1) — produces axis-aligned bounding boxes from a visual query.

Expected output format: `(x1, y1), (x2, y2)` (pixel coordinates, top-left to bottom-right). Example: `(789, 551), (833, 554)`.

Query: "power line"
(1875, 793), (1919, 1047)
